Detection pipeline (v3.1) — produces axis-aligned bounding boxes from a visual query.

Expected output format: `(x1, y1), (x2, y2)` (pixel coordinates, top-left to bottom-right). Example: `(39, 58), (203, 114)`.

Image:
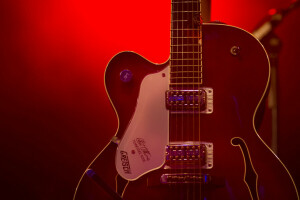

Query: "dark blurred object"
(252, 0), (300, 193)
(253, 0), (300, 40)
(252, 0), (300, 154)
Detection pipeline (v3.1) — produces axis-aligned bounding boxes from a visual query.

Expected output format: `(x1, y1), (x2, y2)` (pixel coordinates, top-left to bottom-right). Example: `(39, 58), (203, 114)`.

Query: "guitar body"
(74, 24), (299, 199)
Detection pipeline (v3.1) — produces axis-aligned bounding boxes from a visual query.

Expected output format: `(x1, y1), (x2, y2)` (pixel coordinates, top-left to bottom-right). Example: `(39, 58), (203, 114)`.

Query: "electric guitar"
(73, 0), (299, 199)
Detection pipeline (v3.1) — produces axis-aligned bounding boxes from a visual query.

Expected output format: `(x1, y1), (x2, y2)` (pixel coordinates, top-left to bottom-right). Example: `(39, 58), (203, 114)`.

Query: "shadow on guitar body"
(73, 24), (299, 200)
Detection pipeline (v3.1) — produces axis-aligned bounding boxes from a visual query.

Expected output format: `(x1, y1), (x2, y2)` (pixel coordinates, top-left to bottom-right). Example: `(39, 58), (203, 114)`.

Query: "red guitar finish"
(73, 23), (299, 200)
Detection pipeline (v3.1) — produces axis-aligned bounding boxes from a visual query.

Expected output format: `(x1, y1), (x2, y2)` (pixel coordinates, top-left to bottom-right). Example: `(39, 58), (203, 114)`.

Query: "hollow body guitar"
(73, 22), (299, 199)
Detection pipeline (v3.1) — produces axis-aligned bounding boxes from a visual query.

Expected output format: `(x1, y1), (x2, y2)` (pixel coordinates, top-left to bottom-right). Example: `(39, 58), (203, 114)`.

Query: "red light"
(268, 8), (277, 16)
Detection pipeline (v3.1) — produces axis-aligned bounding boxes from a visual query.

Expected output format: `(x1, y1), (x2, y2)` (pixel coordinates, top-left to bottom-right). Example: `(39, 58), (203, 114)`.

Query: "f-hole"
(231, 137), (259, 200)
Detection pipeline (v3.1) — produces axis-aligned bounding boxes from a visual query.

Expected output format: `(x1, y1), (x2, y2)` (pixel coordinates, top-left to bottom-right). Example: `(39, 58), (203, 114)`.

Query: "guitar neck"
(170, 0), (203, 88)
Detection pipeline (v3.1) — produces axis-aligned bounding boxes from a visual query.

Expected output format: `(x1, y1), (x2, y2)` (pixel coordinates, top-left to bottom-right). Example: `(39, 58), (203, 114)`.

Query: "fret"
(171, 11), (196, 13)
(172, 10), (199, 17)
(171, 51), (201, 53)
(170, 66), (202, 68)
(171, 44), (201, 48)
(171, 1), (200, 5)
(170, 82), (203, 85)
(171, 32), (200, 37)
(171, 45), (201, 48)
(171, 60), (201, 65)
(171, 3), (200, 10)
(171, 66), (202, 69)
(172, 53), (200, 58)
(171, 77), (202, 80)
(171, 21), (194, 29)
(171, 64), (202, 67)
(170, 0), (203, 86)
(171, 41), (200, 44)
(171, 69), (202, 73)
(171, 45), (201, 52)
(172, 0), (199, 1)
(172, 1), (200, 4)
(173, 20), (189, 22)
(170, 66), (202, 70)
(171, 67), (202, 71)
(171, 60), (201, 63)
(170, 58), (201, 61)
(171, 38), (199, 44)
(177, 12), (200, 16)
(171, 34), (200, 39)
(171, 44), (199, 46)
(171, 36), (200, 39)
(171, 15), (200, 23)
(170, 65), (202, 72)
(170, 72), (202, 78)
(172, 0), (200, 1)
(171, 29), (200, 34)
(170, 73), (202, 79)
(171, 54), (201, 59)
(171, 28), (199, 30)
(172, 13), (199, 20)
(170, 73), (202, 78)
(172, 36), (201, 39)
(171, 71), (201, 73)
(171, 51), (201, 54)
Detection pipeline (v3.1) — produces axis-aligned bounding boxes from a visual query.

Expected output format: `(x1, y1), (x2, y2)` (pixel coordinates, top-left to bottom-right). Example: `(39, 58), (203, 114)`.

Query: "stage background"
(0, 0), (299, 199)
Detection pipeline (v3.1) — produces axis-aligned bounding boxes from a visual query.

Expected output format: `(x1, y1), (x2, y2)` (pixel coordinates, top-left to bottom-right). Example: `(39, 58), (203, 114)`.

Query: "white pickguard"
(115, 65), (169, 180)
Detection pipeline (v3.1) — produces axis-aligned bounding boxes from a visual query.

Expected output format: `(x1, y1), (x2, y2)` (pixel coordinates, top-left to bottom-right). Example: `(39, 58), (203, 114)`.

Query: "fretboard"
(170, 0), (202, 88)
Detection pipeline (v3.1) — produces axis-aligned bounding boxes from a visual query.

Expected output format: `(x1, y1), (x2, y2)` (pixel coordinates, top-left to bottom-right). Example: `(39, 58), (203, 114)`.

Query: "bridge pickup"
(165, 88), (213, 114)
(165, 141), (213, 169)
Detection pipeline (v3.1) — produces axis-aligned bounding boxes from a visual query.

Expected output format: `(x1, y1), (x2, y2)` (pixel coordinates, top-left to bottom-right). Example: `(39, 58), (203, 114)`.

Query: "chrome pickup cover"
(165, 88), (213, 114)
(165, 141), (213, 169)
(161, 173), (211, 184)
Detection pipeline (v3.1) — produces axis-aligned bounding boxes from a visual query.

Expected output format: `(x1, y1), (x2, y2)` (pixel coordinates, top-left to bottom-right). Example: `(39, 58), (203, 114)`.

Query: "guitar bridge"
(165, 141), (213, 169)
(161, 173), (211, 184)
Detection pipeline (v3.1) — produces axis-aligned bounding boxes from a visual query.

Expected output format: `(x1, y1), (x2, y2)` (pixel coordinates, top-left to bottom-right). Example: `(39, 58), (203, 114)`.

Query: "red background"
(0, 0), (300, 199)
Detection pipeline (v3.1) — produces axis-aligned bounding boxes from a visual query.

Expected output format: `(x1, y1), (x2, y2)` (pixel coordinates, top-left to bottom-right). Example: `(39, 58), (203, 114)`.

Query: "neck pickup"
(165, 88), (213, 114)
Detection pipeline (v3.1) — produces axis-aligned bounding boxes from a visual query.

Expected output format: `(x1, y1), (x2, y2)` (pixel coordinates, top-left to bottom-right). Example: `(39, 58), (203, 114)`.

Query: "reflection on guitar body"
(73, 0), (299, 199)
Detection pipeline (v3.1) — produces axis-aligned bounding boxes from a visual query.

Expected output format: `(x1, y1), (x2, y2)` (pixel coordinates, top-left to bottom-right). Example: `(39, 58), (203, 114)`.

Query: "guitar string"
(184, 1), (191, 198)
(191, 0), (196, 199)
(172, 0), (180, 195)
(176, 0), (180, 193)
(177, 0), (180, 193)
(174, 0), (180, 194)
(171, 1), (203, 198)
(171, 0), (176, 194)
(181, 0), (184, 197)
(198, 0), (203, 198)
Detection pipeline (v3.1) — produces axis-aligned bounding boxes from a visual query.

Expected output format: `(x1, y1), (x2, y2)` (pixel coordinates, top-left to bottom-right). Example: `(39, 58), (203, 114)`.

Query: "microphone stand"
(252, 0), (300, 154)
